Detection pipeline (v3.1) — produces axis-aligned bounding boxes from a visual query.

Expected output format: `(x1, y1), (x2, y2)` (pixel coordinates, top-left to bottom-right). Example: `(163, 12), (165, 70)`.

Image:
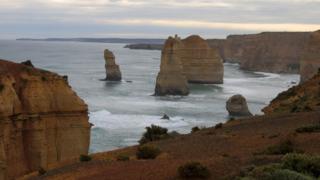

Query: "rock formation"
(300, 30), (320, 83)
(155, 35), (224, 96)
(104, 49), (122, 81)
(226, 94), (252, 117)
(0, 59), (91, 179)
(208, 32), (311, 73)
(155, 36), (189, 96)
(180, 35), (224, 84)
(263, 70), (320, 114)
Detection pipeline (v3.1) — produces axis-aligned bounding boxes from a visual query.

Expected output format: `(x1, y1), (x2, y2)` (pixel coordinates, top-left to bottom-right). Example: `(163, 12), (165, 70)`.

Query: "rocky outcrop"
(104, 49), (122, 81)
(155, 36), (189, 96)
(180, 35), (224, 84)
(0, 59), (91, 179)
(155, 35), (224, 96)
(263, 70), (320, 114)
(208, 32), (311, 73)
(300, 30), (320, 83)
(226, 94), (252, 117)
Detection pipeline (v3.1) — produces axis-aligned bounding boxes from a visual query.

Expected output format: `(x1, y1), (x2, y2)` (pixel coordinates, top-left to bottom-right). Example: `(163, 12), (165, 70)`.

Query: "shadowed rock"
(226, 94), (252, 117)
(104, 49), (122, 81)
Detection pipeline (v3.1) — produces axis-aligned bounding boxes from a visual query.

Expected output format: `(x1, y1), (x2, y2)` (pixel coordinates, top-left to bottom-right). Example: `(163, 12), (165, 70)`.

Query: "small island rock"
(104, 49), (122, 81)
(226, 94), (252, 117)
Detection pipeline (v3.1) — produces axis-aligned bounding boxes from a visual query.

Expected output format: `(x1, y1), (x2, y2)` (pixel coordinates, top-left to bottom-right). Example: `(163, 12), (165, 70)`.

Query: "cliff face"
(263, 70), (320, 114)
(104, 49), (122, 81)
(155, 37), (189, 96)
(0, 59), (91, 179)
(181, 35), (223, 84)
(155, 35), (223, 96)
(208, 32), (311, 73)
(300, 30), (320, 83)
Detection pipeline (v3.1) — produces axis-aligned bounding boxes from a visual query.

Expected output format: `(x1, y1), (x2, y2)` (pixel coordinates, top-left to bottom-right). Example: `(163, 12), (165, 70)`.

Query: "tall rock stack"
(0, 59), (91, 179)
(104, 49), (122, 81)
(300, 30), (320, 83)
(181, 35), (223, 84)
(155, 35), (224, 96)
(155, 36), (189, 96)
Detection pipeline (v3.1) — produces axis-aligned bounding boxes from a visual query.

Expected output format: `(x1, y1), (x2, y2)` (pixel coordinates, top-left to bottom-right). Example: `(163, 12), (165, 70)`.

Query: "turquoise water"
(0, 40), (299, 152)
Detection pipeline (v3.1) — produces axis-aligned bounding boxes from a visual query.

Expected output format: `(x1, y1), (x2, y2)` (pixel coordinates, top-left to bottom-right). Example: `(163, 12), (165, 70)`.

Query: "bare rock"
(300, 30), (320, 83)
(104, 49), (122, 81)
(0, 59), (91, 179)
(226, 94), (252, 117)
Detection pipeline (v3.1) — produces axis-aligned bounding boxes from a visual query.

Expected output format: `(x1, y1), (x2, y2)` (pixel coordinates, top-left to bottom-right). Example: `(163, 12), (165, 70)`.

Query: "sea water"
(0, 40), (300, 153)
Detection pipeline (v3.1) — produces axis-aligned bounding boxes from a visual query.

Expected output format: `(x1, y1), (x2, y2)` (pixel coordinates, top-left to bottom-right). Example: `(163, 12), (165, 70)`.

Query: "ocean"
(0, 40), (299, 153)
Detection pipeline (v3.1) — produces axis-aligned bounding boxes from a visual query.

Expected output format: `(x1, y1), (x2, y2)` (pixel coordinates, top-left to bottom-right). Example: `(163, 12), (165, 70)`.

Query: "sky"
(1, 0), (320, 39)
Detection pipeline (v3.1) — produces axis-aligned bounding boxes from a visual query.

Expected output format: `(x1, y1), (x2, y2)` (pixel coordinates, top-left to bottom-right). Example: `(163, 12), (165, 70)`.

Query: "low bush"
(136, 145), (161, 159)
(296, 125), (320, 133)
(79, 154), (92, 162)
(191, 126), (200, 133)
(263, 140), (295, 155)
(38, 167), (46, 176)
(116, 154), (130, 161)
(0, 83), (4, 92)
(178, 162), (211, 179)
(215, 123), (223, 129)
(139, 125), (169, 144)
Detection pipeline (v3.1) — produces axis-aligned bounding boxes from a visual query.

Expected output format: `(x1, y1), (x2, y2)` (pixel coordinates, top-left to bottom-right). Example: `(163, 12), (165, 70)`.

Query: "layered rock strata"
(0, 59), (91, 179)
(300, 30), (320, 83)
(155, 36), (189, 96)
(226, 94), (252, 117)
(155, 35), (224, 96)
(104, 49), (122, 81)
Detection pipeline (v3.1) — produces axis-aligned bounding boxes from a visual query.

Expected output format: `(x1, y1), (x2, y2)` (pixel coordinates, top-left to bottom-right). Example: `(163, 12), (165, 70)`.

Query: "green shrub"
(178, 162), (211, 179)
(139, 125), (169, 144)
(215, 123), (223, 129)
(136, 145), (161, 159)
(116, 154), (130, 161)
(79, 154), (92, 162)
(282, 153), (320, 178)
(296, 125), (320, 133)
(264, 140), (295, 155)
(191, 126), (200, 133)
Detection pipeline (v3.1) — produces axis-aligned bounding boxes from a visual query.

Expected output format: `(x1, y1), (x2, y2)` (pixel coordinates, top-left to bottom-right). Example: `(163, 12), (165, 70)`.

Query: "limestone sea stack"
(0, 59), (91, 179)
(226, 94), (252, 117)
(155, 35), (224, 96)
(155, 36), (189, 96)
(181, 35), (224, 84)
(104, 49), (122, 81)
(300, 30), (320, 83)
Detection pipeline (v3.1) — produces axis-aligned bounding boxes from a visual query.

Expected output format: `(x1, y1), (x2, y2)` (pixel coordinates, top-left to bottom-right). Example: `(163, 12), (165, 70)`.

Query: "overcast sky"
(1, 0), (320, 39)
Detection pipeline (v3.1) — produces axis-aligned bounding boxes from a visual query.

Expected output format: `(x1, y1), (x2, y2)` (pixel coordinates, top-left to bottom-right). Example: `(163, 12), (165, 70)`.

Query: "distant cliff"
(0, 59), (91, 179)
(208, 32), (311, 73)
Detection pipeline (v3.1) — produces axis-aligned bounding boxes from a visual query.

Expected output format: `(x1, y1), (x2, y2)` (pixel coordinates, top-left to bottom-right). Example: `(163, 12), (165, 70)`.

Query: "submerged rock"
(226, 94), (252, 117)
(104, 49), (122, 81)
(161, 114), (170, 120)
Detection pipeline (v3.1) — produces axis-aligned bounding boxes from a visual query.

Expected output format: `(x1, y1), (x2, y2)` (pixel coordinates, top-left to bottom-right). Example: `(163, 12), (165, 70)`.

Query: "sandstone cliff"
(104, 49), (122, 81)
(0, 59), (91, 179)
(300, 30), (320, 83)
(155, 36), (189, 96)
(263, 70), (320, 114)
(181, 35), (223, 84)
(208, 32), (311, 73)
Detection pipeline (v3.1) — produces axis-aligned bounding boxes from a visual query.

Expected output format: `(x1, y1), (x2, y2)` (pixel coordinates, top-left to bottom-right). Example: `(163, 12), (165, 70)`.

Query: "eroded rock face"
(300, 30), (320, 83)
(181, 35), (223, 84)
(208, 32), (311, 73)
(155, 35), (224, 96)
(0, 59), (91, 179)
(226, 94), (252, 117)
(104, 49), (122, 81)
(155, 36), (189, 96)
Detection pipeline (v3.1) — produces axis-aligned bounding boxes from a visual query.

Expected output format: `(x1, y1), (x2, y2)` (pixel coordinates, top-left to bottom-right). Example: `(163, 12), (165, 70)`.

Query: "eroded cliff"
(0, 59), (91, 179)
